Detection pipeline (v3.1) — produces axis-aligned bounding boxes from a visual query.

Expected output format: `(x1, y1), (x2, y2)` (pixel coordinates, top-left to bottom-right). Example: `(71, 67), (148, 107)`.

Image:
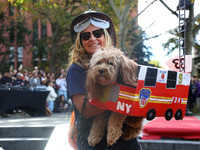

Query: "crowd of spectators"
(0, 66), (71, 116)
(0, 66), (56, 87)
(188, 75), (200, 114)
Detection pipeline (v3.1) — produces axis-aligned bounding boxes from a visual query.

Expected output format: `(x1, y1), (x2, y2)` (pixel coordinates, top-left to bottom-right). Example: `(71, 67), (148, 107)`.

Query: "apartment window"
(41, 46), (47, 61)
(33, 19), (38, 42)
(9, 21), (15, 43)
(9, 47), (15, 62)
(17, 47), (23, 62)
(41, 20), (47, 39)
(33, 45), (39, 61)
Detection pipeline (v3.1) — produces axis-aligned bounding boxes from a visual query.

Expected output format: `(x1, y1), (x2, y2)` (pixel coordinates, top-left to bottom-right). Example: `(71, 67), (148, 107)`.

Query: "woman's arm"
(72, 94), (105, 119)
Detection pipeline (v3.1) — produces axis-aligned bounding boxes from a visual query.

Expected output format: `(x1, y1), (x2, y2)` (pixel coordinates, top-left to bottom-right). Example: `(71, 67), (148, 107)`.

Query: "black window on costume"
(144, 68), (157, 87)
(166, 71), (177, 89)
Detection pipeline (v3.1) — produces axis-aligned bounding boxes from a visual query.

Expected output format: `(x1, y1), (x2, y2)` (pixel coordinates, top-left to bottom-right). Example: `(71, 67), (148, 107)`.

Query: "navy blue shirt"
(67, 63), (141, 150)
(67, 63), (94, 149)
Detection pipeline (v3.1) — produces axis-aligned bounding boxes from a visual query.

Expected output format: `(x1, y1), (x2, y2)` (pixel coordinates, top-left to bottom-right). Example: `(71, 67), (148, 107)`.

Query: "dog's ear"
(119, 55), (138, 87)
(86, 69), (100, 99)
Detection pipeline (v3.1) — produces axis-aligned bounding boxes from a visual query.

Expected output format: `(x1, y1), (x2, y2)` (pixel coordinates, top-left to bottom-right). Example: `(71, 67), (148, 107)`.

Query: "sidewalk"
(0, 112), (72, 127)
(1, 112), (200, 150)
(0, 112), (72, 150)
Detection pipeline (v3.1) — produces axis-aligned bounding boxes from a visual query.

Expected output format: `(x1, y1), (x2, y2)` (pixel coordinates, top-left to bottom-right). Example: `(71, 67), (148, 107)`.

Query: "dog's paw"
(88, 136), (103, 146)
(107, 129), (123, 146)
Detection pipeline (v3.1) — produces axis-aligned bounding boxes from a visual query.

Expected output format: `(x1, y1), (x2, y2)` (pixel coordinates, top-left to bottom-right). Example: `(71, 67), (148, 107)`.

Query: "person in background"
(46, 80), (57, 113)
(66, 9), (141, 150)
(12, 65), (23, 79)
(23, 70), (29, 86)
(50, 73), (56, 83)
(188, 76), (197, 110)
(9, 71), (16, 84)
(56, 73), (68, 101)
(59, 68), (65, 76)
(194, 76), (200, 106)
(13, 72), (24, 86)
(40, 71), (47, 85)
(0, 72), (2, 79)
(12, 69), (18, 78)
(34, 66), (39, 73)
(46, 72), (51, 79)
(53, 95), (69, 113)
(0, 70), (12, 85)
(29, 71), (41, 87)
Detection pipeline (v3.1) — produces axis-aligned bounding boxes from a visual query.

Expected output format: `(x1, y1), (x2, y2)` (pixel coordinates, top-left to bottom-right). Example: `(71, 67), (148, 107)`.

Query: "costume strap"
(77, 95), (88, 150)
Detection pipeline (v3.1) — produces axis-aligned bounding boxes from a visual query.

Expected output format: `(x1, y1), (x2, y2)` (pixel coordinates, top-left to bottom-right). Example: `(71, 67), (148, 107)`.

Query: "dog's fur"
(86, 47), (143, 146)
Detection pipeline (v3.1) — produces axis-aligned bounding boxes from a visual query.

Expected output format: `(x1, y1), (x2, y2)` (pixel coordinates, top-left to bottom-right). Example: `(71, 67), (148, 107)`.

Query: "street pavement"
(0, 112), (200, 150)
(0, 112), (72, 127)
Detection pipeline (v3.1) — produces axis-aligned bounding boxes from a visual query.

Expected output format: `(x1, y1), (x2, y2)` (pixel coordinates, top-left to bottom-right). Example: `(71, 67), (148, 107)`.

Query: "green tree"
(110, 0), (158, 48)
(108, 0), (159, 65)
(0, 12), (10, 72)
(0, 4), (32, 73)
(22, 0), (83, 74)
(128, 22), (153, 65)
(1, 0), (159, 73)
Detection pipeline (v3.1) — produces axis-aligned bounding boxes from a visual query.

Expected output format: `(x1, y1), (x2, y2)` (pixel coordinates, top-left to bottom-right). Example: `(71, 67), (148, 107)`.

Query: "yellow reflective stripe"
(119, 90), (136, 96)
(151, 95), (171, 100)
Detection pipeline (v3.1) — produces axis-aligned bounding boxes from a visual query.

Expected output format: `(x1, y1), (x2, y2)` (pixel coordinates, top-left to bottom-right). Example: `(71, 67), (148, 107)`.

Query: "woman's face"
(81, 24), (105, 56)
(61, 96), (65, 101)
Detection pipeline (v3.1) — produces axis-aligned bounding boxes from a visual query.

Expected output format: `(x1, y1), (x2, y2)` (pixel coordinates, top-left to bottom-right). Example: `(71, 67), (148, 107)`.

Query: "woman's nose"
(89, 33), (96, 40)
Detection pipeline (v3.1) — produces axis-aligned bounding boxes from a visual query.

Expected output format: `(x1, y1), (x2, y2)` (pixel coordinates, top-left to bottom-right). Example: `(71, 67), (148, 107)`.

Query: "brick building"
(0, 0), (52, 71)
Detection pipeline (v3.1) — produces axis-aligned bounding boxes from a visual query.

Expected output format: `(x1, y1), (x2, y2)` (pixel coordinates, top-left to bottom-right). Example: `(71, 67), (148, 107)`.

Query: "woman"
(22, 70), (29, 86)
(56, 73), (68, 100)
(29, 71), (41, 87)
(46, 80), (57, 112)
(188, 76), (197, 110)
(67, 10), (141, 150)
(54, 95), (69, 113)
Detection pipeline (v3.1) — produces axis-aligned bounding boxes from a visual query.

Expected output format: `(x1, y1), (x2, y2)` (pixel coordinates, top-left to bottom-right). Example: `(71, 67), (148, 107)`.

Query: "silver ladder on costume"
(178, 0), (187, 72)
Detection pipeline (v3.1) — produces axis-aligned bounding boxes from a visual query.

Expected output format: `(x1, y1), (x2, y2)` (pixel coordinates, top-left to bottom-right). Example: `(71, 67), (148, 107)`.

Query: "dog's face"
(86, 47), (138, 99)
(89, 50), (122, 86)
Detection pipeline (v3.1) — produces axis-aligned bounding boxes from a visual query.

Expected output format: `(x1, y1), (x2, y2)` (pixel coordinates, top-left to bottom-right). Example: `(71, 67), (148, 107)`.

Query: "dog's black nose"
(98, 69), (104, 75)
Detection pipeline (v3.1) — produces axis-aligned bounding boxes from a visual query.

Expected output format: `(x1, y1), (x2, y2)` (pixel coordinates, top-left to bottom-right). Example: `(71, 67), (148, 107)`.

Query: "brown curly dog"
(86, 47), (143, 146)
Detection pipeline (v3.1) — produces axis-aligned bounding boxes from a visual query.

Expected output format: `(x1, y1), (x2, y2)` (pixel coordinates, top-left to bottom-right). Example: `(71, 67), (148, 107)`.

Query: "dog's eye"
(97, 62), (101, 65)
(109, 62), (113, 66)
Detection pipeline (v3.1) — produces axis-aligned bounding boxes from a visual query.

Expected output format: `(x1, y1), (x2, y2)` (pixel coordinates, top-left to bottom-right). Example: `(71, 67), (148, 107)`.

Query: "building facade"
(0, 0), (52, 71)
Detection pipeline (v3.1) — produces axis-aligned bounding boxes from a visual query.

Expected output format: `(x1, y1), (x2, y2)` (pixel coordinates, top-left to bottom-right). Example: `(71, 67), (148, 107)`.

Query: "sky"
(138, 0), (200, 68)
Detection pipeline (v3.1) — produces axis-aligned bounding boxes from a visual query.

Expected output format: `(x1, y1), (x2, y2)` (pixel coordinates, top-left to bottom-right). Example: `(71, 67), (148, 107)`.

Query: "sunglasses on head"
(80, 29), (104, 41)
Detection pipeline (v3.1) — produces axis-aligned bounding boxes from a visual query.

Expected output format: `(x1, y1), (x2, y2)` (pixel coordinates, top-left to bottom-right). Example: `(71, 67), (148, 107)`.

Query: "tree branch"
(109, 0), (121, 20)
(119, 0), (123, 13)
(193, 24), (200, 37)
(127, 0), (157, 26)
(159, 0), (178, 17)
(194, 13), (200, 22)
(127, 34), (161, 56)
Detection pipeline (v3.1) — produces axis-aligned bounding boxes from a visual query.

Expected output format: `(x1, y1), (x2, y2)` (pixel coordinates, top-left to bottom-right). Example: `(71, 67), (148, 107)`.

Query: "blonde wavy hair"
(68, 29), (113, 69)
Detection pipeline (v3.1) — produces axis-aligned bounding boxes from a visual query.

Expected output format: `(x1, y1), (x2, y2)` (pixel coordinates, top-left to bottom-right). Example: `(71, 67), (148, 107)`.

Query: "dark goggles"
(80, 29), (104, 41)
